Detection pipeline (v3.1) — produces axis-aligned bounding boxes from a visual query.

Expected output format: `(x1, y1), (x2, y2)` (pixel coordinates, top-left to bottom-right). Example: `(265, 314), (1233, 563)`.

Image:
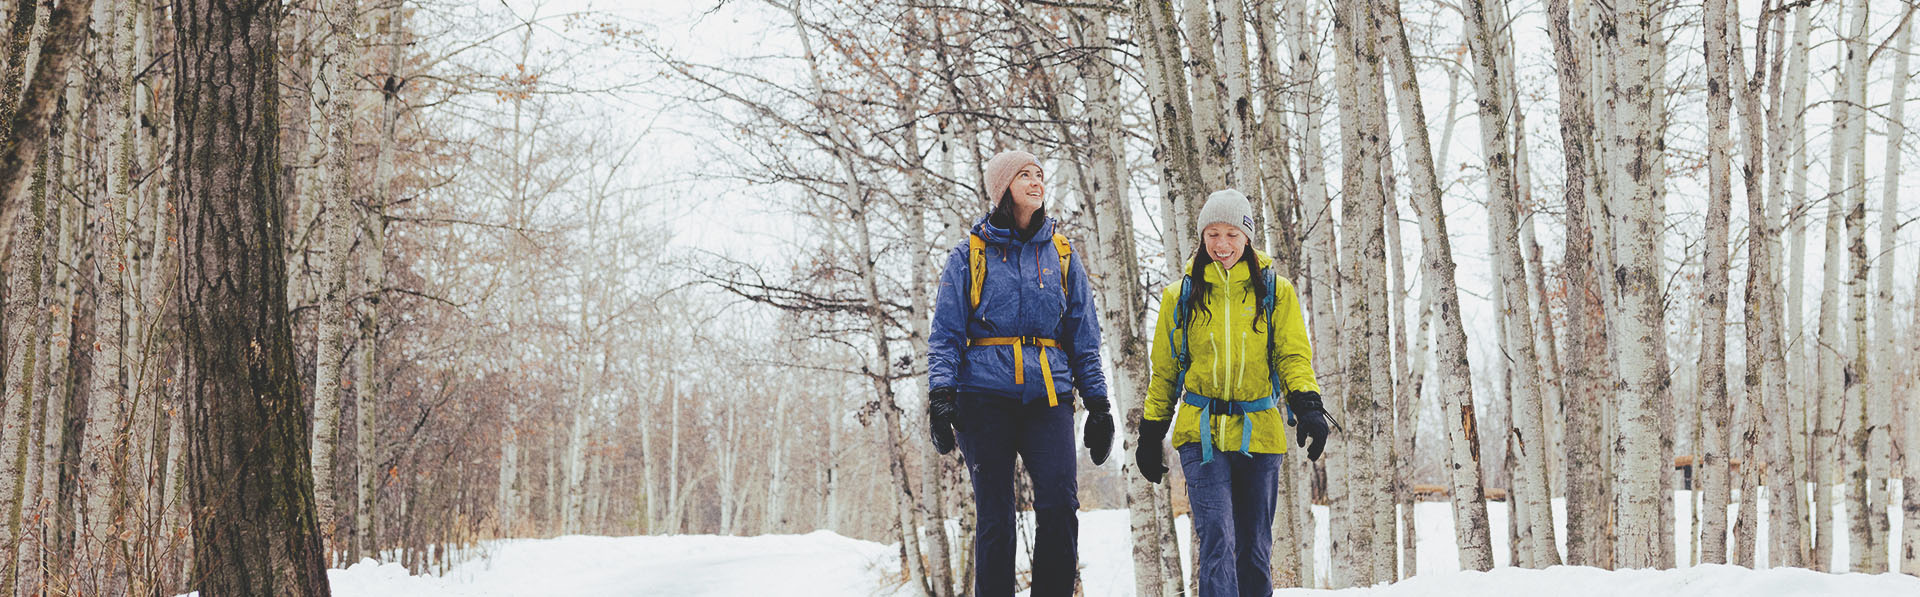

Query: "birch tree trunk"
(1866, 1), (1908, 574)
(1820, 0), (1866, 572)
(1739, 0), (1796, 568)
(1252, 2), (1304, 583)
(1464, 0), (1556, 568)
(1138, 0), (1204, 255)
(1072, 5), (1166, 594)
(1330, 0), (1392, 583)
(1180, 0), (1229, 191)
(309, 0), (359, 550)
(1843, 0), (1874, 563)
(1697, 0), (1734, 565)
(1600, 0), (1670, 569)
(1545, 0), (1614, 568)
(1217, 0), (1258, 191)
(1778, 1), (1815, 567)
(1380, 0), (1493, 571)
(0, 0), (88, 255)
(1286, 2), (1331, 586)
(1886, 6), (1920, 577)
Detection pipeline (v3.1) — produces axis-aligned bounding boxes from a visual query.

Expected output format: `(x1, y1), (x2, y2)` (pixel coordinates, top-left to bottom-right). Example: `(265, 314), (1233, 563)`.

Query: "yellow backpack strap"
(1052, 232), (1071, 299)
(968, 234), (987, 311)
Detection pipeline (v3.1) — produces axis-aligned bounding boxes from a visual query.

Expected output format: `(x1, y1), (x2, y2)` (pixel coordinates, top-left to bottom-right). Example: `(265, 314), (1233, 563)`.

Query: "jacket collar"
(972, 213), (1054, 246)
(1185, 249), (1274, 285)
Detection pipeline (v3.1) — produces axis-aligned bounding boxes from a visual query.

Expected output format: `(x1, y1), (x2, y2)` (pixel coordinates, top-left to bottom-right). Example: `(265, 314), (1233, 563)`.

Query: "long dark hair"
(1180, 241), (1270, 333)
(989, 190), (1047, 239)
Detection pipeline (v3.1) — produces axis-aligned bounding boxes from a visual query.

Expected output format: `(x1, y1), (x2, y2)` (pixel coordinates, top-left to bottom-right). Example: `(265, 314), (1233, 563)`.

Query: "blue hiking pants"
(955, 391), (1079, 597)
(1178, 444), (1283, 597)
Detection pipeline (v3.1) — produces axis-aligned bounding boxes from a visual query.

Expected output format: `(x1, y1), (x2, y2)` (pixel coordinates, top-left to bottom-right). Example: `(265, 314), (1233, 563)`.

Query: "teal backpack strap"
(1170, 275), (1194, 400)
(1260, 268), (1295, 425)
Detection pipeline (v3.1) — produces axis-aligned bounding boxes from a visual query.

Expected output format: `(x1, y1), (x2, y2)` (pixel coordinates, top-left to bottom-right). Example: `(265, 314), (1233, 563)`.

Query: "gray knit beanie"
(983, 150), (1040, 204)
(1196, 189), (1257, 241)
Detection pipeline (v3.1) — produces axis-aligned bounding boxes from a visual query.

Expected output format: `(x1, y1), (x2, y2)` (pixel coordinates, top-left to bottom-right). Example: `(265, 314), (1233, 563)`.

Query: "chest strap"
(968, 336), (1062, 407)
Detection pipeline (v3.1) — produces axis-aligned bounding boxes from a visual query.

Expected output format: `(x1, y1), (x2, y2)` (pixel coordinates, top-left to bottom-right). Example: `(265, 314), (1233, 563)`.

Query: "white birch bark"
(1181, 0), (1230, 191)
(1252, 1), (1304, 583)
(1330, 0), (1391, 583)
(1741, 0), (1802, 567)
(1464, 0), (1556, 568)
(1545, 0), (1614, 568)
(1071, 5), (1167, 594)
(1779, 2), (1815, 566)
(1885, 6), (1920, 577)
(1868, 1), (1908, 574)
(1842, 0), (1874, 566)
(309, 0), (358, 548)
(1697, 0), (1734, 565)
(1138, 0), (1204, 256)
(1379, 0), (1493, 571)
(1600, 0), (1669, 568)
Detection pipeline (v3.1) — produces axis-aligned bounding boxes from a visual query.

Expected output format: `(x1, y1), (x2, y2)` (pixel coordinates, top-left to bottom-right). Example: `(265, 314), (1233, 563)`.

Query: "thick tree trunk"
(1330, 0), (1392, 584)
(1069, 6), (1166, 594)
(174, 0), (332, 593)
(0, 150), (49, 595)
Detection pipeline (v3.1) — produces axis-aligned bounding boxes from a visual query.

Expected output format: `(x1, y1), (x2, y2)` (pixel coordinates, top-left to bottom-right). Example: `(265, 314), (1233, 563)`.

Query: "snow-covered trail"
(327, 532), (917, 597)
(311, 503), (1920, 596)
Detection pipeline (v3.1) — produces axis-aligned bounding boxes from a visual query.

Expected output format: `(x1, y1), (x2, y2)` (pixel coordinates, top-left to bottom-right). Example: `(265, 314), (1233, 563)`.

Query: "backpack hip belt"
(968, 335), (1062, 407)
(1181, 392), (1278, 464)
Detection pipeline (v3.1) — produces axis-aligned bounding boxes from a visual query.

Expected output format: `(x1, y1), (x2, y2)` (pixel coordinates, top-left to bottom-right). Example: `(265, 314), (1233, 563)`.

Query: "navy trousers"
(955, 392), (1079, 597)
(1178, 444), (1283, 597)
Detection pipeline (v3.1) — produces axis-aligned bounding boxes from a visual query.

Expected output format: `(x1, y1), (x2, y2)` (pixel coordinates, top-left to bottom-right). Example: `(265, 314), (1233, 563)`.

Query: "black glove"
(929, 388), (959, 454)
(1135, 418), (1171, 484)
(1082, 395), (1114, 465)
(1287, 390), (1330, 461)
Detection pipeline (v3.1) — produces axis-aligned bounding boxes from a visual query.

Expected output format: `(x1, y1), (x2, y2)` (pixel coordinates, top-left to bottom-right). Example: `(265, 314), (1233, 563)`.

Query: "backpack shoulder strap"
(1052, 232), (1072, 300)
(968, 234), (987, 311)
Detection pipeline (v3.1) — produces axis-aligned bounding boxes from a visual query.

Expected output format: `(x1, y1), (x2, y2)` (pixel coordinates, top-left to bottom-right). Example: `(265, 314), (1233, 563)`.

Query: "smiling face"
(1202, 222), (1245, 271)
(1006, 164), (1045, 214)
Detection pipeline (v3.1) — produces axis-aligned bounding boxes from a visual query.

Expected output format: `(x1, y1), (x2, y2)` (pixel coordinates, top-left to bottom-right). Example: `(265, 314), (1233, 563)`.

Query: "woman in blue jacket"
(926, 150), (1111, 597)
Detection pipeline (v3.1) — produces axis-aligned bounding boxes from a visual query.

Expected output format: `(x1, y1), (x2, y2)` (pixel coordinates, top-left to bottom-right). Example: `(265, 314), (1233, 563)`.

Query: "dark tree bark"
(174, 1), (331, 595)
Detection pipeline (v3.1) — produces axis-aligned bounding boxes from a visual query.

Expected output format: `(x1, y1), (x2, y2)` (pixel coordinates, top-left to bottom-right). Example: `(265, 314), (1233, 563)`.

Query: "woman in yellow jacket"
(1135, 189), (1331, 597)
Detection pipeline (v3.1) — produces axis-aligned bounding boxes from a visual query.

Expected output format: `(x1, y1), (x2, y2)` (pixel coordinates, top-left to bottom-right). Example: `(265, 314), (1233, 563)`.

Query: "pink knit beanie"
(983, 150), (1040, 204)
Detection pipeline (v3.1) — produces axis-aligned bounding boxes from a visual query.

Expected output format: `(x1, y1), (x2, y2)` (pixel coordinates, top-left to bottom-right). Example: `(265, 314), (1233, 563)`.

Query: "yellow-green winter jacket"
(1144, 250), (1321, 454)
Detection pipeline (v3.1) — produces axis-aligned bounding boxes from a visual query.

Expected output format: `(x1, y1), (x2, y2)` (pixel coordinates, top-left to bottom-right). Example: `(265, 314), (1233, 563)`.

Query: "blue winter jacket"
(928, 215), (1107, 404)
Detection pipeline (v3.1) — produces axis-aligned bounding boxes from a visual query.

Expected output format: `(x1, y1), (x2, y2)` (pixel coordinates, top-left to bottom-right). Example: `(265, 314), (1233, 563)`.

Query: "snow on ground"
(323, 531), (917, 597)
(313, 491), (1920, 596)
